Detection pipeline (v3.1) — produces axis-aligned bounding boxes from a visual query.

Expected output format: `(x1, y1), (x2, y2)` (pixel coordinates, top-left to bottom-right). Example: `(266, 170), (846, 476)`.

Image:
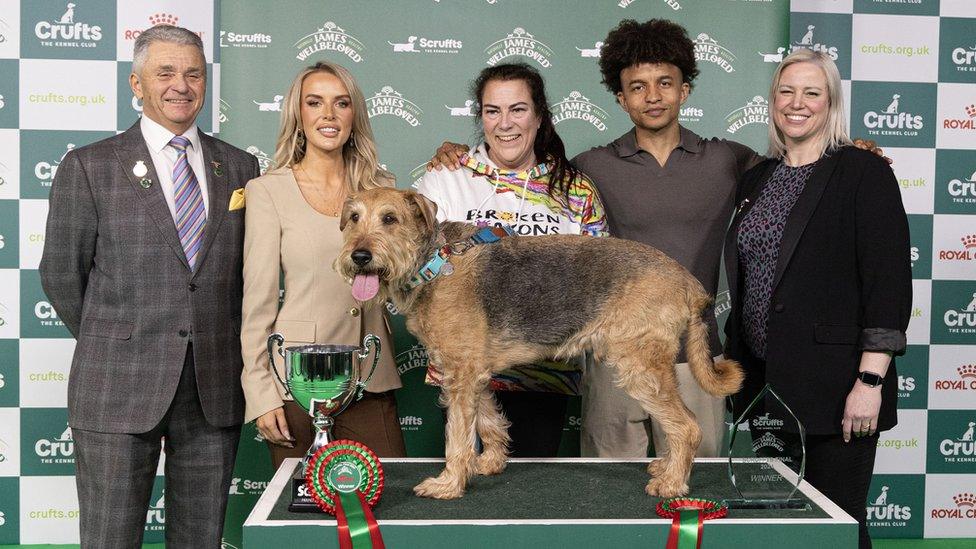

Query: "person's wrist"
(856, 370), (884, 389)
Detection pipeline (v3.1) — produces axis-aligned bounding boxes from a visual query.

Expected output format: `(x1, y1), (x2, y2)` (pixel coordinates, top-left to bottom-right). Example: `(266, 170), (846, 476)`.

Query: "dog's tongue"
(352, 273), (379, 302)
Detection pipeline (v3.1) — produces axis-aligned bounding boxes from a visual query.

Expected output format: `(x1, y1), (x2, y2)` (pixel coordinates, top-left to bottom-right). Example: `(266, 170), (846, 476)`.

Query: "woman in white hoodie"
(416, 63), (608, 457)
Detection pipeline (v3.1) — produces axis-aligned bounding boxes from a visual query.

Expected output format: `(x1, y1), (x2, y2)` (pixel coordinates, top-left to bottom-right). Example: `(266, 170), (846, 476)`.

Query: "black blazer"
(724, 146), (912, 435)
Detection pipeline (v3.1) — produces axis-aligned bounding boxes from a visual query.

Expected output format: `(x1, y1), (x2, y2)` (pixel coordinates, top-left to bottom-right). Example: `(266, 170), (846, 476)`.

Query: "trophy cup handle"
(266, 333), (291, 397)
(355, 334), (381, 400)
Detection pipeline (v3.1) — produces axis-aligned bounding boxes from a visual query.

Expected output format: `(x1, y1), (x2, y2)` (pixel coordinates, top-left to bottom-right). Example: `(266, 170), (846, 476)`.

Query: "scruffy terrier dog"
(337, 187), (743, 500)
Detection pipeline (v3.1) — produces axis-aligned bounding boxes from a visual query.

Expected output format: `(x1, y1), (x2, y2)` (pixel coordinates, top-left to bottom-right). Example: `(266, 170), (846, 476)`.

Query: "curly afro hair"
(599, 19), (699, 95)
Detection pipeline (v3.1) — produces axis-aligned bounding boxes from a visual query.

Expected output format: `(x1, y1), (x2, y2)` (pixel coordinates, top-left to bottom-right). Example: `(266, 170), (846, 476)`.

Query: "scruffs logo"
(942, 104), (976, 132)
(751, 412), (785, 429)
(445, 100), (475, 117)
(680, 105), (704, 124)
(751, 431), (785, 452)
(366, 86), (422, 127)
(790, 25), (839, 60)
(145, 491), (164, 529)
(35, 143), (75, 187)
(252, 94), (283, 112)
(245, 146), (272, 175)
(484, 28), (554, 68)
(218, 99), (231, 124)
(576, 41), (602, 58)
(931, 492), (976, 519)
(942, 292), (976, 333)
(228, 477), (269, 496)
(725, 96), (769, 134)
(34, 3), (103, 46)
(400, 415), (424, 431)
(395, 345), (428, 375)
(219, 30), (272, 49)
(863, 94), (924, 136)
(551, 91), (608, 131)
(939, 421), (976, 460)
(759, 47), (787, 64)
(294, 21), (365, 63)
(938, 234), (976, 262)
(388, 35), (462, 54)
(947, 169), (976, 204)
(934, 364), (976, 392)
(618, 0), (682, 10)
(694, 33), (735, 73)
(35, 425), (74, 462)
(952, 45), (976, 70)
(867, 486), (912, 525)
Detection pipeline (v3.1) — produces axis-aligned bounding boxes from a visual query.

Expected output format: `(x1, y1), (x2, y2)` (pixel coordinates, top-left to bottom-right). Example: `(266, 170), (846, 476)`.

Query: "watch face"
(859, 372), (883, 386)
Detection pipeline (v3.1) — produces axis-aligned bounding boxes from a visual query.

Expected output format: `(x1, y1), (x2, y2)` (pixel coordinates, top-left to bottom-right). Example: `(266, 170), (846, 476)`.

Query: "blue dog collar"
(404, 225), (516, 290)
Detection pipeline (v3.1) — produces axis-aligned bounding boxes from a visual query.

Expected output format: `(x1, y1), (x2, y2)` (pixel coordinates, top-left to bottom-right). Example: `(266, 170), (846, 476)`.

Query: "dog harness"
(404, 225), (516, 290)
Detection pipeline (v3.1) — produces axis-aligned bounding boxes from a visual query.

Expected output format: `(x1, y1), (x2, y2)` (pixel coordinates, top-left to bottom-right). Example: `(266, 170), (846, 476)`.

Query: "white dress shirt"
(140, 115), (210, 221)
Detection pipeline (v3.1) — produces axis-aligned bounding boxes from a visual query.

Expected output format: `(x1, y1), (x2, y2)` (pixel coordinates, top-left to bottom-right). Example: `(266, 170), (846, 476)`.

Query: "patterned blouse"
(736, 161), (817, 359)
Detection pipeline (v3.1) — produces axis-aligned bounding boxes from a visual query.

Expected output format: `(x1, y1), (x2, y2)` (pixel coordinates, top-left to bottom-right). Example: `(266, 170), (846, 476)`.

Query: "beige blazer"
(241, 167), (400, 423)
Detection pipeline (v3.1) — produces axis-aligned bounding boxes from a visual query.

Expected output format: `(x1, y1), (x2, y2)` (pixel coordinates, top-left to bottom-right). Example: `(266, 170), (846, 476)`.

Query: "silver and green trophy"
(267, 333), (381, 512)
(726, 383), (808, 510)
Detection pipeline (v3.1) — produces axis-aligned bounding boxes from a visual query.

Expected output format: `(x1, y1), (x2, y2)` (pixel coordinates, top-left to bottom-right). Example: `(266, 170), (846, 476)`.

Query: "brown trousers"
(267, 390), (407, 471)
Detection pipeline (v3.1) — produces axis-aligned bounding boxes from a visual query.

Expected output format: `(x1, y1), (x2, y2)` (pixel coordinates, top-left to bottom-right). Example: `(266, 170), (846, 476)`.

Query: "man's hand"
(426, 141), (470, 171)
(256, 407), (295, 447)
(853, 138), (892, 164)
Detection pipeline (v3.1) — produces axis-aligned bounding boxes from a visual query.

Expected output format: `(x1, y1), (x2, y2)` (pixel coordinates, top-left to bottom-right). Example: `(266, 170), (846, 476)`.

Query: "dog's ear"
(339, 196), (356, 231)
(407, 191), (438, 236)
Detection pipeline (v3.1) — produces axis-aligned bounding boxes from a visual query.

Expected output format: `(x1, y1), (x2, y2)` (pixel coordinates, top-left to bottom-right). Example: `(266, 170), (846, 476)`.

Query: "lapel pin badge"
(212, 161), (223, 177)
(139, 178), (153, 189)
(133, 160), (148, 178)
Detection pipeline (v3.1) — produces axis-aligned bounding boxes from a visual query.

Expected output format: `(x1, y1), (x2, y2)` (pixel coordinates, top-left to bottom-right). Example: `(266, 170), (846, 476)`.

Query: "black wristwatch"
(857, 371), (884, 388)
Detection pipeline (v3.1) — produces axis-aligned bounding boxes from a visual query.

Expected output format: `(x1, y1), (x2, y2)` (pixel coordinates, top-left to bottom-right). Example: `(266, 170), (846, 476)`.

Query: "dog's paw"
(475, 453), (508, 476)
(645, 477), (689, 498)
(414, 476), (464, 499)
(647, 458), (668, 477)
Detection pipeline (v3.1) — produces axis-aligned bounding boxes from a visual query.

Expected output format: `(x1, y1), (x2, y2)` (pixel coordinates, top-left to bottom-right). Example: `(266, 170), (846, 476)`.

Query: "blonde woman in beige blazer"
(241, 61), (405, 469)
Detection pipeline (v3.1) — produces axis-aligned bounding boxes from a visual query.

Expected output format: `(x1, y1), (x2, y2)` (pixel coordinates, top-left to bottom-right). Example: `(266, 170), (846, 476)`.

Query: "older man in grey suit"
(40, 25), (259, 548)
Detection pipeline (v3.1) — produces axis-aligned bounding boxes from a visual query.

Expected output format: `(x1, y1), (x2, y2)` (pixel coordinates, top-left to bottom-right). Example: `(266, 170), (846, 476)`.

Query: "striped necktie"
(169, 135), (206, 270)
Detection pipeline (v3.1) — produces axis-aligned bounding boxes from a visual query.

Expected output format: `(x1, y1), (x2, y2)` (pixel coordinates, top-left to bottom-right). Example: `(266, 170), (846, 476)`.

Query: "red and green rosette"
(655, 497), (727, 549)
(305, 440), (385, 549)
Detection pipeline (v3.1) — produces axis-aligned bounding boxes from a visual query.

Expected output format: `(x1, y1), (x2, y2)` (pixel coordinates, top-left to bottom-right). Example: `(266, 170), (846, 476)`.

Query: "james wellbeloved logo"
(484, 28), (554, 68)
(725, 96), (768, 134)
(751, 431), (785, 453)
(551, 91), (608, 132)
(694, 33), (735, 73)
(366, 86), (422, 127)
(219, 30), (272, 49)
(245, 146), (272, 175)
(294, 21), (365, 63)
(395, 344), (428, 377)
(33, 2), (103, 48)
(388, 34), (462, 54)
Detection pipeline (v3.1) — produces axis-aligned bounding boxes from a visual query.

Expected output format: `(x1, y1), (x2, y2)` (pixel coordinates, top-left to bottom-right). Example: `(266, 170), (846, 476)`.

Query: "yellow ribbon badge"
(229, 188), (246, 211)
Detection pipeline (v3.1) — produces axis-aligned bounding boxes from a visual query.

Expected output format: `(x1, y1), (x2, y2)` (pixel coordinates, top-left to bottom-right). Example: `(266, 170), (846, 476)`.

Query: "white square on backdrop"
(19, 59), (117, 131)
(928, 345), (976, 410)
(940, 0), (976, 17)
(19, 476), (80, 544)
(851, 14), (940, 82)
(791, 0), (854, 14)
(932, 214), (976, 280)
(936, 83), (976, 150)
(116, 0), (215, 62)
(924, 474), (976, 538)
(875, 409), (927, 474)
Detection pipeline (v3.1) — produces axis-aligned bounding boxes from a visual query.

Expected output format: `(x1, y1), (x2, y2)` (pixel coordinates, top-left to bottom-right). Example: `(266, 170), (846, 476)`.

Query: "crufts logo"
(942, 104), (976, 131)
(35, 3), (103, 46)
(145, 491), (164, 528)
(939, 420), (976, 460)
(931, 492), (976, 519)
(934, 364), (976, 392)
(484, 28), (554, 68)
(947, 169), (976, 204)
(551, 91), (609, 131)
(35, 143), (75, 186)
(952, 45), (976, 71)
(725, 96), (768, 134)
(937, 234), (976, 261)
(863, 94), (924, 136)
(867, 486), (912, 524)
(366, 86), (422, 127)
(35, 424), (74, 462)
(943, 292), (976, 334)
(388, 35), (461, 54)
(790, 24), (838, 60)
(694, 33), (735, 73)
(294, 21), (365, 63)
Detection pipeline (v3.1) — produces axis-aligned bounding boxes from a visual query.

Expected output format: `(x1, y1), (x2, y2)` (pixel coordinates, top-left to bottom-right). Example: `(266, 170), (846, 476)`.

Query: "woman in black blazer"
(724, 49), (911, 549)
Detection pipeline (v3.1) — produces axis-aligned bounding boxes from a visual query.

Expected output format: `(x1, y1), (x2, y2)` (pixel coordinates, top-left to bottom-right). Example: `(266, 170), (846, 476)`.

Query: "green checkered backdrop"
(2, 0), (969, 545)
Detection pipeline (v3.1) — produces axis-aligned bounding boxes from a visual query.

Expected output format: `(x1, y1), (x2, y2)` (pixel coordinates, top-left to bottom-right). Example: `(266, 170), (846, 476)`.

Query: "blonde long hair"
(767, 49), (852, 160)
(272, 61), (392, 191)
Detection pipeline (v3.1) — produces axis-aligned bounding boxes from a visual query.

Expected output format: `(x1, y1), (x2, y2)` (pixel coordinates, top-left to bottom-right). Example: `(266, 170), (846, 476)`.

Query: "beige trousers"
(580, 355), (727, 458)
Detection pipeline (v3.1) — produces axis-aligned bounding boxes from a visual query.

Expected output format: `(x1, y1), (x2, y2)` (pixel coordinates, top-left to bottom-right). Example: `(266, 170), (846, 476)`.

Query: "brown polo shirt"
(572, 126), (762, 362)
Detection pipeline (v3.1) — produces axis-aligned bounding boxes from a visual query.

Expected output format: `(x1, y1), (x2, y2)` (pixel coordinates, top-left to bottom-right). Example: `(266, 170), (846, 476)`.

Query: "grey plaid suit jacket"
(40, 122), (260, 433)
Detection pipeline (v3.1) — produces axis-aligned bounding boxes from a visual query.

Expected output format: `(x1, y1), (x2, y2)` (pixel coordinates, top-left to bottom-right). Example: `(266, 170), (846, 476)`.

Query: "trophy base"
(723, 498), (810, 510)
(288, 470), (325, 513)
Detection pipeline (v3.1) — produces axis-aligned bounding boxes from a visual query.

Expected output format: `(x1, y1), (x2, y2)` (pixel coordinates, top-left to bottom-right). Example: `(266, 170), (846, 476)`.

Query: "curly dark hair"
(598, 19), (699, 95)
(471, 63), (579, 202)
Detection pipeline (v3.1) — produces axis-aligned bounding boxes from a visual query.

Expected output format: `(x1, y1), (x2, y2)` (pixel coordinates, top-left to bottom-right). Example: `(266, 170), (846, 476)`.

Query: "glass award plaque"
(726, 383), (808, 510)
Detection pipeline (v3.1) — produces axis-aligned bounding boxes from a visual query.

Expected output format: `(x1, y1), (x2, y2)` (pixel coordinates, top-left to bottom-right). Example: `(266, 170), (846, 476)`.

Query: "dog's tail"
(685, 291), (744, 397)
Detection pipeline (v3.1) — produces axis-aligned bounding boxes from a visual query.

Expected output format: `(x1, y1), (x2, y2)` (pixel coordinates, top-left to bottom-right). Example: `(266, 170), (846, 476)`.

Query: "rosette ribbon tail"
(334, 490), (384, 549)
(656, 497), (727, 549)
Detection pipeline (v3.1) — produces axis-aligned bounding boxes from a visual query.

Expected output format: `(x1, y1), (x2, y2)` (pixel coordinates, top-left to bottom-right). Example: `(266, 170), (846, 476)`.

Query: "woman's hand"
(852, 138), (892, 164)
(427, 142), (470, 171)
(257, 406), (295, 447)
(842, 382), (882, 443)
